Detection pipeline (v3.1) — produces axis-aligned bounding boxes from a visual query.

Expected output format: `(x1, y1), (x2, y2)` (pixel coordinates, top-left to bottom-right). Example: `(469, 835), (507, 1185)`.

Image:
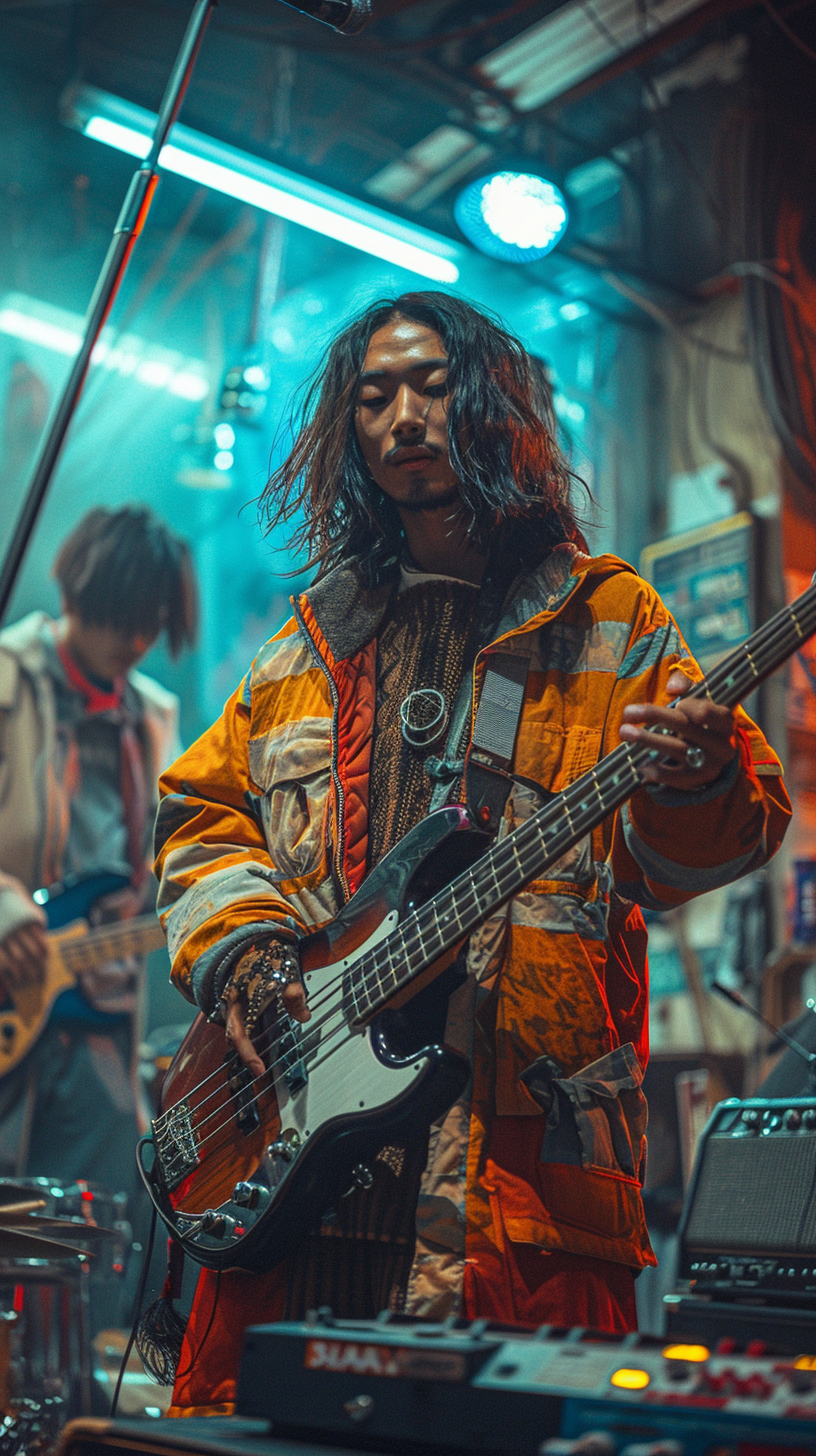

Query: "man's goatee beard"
(398, 487), (462, 514)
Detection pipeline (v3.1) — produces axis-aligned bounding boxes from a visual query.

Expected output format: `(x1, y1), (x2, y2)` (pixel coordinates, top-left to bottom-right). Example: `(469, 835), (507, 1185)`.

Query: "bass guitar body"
(148, 805), (487, 1272)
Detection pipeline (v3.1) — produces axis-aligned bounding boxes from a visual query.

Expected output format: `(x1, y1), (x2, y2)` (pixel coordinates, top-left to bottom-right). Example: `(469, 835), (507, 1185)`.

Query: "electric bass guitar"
(0, 871), (165, 1077)
(145, 575), (816, 1271)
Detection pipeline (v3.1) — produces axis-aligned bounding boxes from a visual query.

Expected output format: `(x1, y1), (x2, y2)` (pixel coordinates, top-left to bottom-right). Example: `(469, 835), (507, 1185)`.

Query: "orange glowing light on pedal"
(794, 1355), (816, 1370)
(610, 1368), (650, 1390)
(662, 1344), (709, 1362)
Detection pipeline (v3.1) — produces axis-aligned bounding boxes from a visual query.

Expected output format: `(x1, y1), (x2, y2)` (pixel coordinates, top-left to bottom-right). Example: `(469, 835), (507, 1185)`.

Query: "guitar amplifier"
(677, 1096), (816, 1301)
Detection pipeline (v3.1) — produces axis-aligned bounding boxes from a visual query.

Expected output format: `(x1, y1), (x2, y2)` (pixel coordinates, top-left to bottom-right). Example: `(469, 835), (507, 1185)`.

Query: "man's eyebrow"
(358, 357), (448, 382)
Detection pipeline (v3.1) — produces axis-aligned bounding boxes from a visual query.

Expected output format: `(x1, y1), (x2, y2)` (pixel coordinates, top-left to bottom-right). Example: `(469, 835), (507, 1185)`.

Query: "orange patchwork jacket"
(154, 545), (790, 1302)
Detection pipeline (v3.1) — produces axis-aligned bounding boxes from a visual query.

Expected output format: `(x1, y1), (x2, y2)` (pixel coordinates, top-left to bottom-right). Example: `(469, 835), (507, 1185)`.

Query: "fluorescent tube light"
(71, 87), (462, 284)
(475, 0), (707, 110)
(0, 292), (209, 401)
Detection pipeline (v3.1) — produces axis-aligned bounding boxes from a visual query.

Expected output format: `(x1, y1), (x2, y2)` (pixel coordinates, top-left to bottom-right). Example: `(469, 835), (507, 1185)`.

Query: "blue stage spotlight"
(454, 171), (568, 263)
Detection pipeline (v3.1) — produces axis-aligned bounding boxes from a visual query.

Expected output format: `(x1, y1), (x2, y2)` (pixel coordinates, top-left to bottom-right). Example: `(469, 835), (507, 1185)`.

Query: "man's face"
(354, 316), (461, 512)
(63, 611), (157, 683)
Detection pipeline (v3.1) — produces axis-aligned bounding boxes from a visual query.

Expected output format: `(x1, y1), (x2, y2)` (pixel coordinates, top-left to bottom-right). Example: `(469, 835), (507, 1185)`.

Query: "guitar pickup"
(225, 1053), (261, 1134)
(278, 1014), (307, 1096)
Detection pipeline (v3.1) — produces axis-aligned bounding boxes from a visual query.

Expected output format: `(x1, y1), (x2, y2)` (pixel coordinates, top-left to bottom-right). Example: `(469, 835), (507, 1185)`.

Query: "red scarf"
(56, 638), (148, 888)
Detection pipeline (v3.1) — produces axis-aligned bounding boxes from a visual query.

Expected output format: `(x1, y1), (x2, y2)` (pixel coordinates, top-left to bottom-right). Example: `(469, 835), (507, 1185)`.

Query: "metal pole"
(0, 0), (217, 624)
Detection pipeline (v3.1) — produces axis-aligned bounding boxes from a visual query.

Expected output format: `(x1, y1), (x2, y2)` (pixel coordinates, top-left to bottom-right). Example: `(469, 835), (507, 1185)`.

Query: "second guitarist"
(155, 293), (791, 1417)
(0, 506), (196, 1205)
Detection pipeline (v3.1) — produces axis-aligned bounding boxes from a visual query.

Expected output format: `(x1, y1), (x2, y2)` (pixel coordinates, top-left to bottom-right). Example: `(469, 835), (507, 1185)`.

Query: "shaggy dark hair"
(259, 291), (588, 583)
(53, 506), (197, 657)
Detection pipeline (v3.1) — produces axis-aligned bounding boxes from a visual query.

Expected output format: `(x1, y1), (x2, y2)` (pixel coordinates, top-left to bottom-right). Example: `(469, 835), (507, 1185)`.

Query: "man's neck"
(399, 505), (486, 585)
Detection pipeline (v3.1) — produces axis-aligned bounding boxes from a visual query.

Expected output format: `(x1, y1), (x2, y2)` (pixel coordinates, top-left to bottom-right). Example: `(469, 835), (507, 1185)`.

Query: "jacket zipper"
(292, 597), (351, 906)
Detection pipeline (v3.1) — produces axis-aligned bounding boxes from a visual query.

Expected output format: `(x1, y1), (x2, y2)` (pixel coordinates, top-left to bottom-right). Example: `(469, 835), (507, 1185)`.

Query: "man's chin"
(398, 486), (462, 514)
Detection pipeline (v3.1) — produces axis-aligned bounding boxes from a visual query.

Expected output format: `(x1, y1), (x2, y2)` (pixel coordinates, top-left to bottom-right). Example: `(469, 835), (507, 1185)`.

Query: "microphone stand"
(0, 0), (217, 625)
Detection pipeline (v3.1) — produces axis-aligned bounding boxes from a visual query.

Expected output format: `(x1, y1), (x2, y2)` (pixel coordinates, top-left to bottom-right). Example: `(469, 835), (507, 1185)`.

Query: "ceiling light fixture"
(0, 292), (209, 401)
(475, 0), (708, 111)
(64, 86), (462, 284)
(454, 172), (568, 263)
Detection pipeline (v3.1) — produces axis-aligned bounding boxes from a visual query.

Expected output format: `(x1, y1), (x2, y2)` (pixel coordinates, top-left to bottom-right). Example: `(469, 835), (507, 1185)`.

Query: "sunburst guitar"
(0, 871), (165, 1076)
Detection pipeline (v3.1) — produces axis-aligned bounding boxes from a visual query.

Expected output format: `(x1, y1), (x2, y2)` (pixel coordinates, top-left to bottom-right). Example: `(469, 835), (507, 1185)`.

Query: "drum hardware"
(0, 1178), (126, 1433)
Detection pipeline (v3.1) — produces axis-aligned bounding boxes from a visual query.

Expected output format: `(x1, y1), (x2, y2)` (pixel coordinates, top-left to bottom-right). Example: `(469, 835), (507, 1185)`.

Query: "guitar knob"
(199, 1211), (233, 1239)
(232, 1181), (260, 1208)
(266, 1140), (295, 1162)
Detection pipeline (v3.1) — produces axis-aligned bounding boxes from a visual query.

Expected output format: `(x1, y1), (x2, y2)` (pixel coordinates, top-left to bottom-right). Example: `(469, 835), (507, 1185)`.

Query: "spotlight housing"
(454, 171), (568, 263)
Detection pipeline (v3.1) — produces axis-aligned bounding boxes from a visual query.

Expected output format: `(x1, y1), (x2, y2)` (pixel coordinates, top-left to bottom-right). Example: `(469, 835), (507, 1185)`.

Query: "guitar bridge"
(153, 1099), (199, 1191)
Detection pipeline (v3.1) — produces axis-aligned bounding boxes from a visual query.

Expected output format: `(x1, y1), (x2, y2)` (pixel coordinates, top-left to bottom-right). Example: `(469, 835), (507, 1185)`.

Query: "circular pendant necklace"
(399, 688), (449, 749)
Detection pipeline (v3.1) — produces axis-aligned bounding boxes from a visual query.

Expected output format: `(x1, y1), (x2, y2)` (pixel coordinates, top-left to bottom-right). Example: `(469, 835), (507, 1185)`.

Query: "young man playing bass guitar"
(154, 293), (790, 1416)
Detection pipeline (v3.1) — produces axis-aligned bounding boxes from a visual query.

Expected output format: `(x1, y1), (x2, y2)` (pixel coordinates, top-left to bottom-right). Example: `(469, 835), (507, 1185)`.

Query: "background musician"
(0, 504), (196, 1207)
(154, 293), (790, 1416)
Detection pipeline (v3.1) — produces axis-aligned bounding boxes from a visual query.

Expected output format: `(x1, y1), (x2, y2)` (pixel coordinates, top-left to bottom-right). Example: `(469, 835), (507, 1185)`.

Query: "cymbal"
(0, 1227), (92, 1260)
(6, 1217), (116, 1241)
(0, 1183), (47, 1206)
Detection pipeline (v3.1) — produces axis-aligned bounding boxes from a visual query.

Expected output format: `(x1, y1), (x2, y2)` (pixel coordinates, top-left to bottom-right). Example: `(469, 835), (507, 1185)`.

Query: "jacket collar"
(299, 559), (398, 664)
(299, 546), (636, 665)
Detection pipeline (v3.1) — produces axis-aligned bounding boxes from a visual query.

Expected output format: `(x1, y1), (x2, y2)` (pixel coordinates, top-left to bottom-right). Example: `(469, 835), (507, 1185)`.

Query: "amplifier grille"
(685, 1134), (816, 1253)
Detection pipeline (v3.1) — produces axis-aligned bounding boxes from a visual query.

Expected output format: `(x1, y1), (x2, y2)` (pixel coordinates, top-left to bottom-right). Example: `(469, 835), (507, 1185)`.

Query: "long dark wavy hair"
(259, 291), (589, 584)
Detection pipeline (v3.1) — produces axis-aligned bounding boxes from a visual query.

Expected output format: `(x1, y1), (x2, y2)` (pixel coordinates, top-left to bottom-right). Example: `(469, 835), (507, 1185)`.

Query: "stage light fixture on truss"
(64, 87), (462, 284)
(454, 171), (569, 263)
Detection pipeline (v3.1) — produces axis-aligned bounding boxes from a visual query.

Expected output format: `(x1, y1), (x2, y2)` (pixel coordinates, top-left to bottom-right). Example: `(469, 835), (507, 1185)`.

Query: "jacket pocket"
(521, 1042), (648, 1183)
(248, 716), (332, 881)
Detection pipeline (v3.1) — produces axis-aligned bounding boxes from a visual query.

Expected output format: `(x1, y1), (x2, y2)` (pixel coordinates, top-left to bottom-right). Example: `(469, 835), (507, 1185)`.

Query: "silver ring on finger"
(685, 743), (705, 771)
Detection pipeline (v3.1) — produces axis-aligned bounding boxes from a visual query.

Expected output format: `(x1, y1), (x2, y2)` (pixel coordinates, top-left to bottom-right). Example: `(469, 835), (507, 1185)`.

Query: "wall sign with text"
(640, 512), (755, 674)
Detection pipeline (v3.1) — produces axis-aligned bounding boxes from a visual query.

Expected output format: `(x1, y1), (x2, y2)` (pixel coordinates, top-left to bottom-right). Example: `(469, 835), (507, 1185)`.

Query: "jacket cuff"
(189, 921), (297, 1016)
(641, 749), (739, 808)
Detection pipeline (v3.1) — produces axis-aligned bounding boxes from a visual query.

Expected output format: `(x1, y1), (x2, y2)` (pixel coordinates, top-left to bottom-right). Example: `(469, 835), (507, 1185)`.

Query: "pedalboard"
(236, 1313), (816, 1455)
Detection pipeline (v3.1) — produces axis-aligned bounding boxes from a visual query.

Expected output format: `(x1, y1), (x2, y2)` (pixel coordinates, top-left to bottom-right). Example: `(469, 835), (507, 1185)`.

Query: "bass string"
(155, 978), (351, 1135)
(163, 696), (699, 1154)
(160, 1005), (353, 1175)
(352, 741), (648, 1016)
(154, 964), (367, 1133)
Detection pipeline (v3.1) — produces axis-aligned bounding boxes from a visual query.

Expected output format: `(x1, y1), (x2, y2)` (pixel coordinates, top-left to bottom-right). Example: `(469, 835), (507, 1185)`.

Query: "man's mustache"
(384, 442), (442, 465)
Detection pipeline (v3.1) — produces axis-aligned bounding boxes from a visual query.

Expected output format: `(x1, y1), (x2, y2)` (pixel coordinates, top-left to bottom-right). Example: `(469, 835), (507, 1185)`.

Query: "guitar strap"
(427, 651), (531, 836)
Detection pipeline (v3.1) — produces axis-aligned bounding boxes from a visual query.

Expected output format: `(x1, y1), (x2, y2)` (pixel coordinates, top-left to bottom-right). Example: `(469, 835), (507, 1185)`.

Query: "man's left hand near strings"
(619, 669), (737, 792)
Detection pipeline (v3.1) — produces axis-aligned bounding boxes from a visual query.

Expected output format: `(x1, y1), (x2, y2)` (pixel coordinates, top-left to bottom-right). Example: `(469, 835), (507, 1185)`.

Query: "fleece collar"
(300, 547), (638, 665)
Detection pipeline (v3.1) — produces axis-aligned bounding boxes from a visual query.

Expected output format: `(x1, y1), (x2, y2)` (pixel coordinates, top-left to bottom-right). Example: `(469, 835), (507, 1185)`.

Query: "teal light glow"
(75, 93), (462, 283)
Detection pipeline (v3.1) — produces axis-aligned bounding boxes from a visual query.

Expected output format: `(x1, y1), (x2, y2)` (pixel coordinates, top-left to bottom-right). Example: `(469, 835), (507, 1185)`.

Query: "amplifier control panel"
(476, 1331), (816, 1416)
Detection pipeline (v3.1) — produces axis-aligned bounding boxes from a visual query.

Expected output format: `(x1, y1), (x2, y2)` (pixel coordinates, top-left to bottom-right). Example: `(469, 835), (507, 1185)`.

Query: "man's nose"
(392, 384), (425, 437)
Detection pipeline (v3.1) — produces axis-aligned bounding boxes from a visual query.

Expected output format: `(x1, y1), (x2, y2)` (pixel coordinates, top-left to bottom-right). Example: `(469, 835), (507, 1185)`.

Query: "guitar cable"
(110, 1177), (158, 1419)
